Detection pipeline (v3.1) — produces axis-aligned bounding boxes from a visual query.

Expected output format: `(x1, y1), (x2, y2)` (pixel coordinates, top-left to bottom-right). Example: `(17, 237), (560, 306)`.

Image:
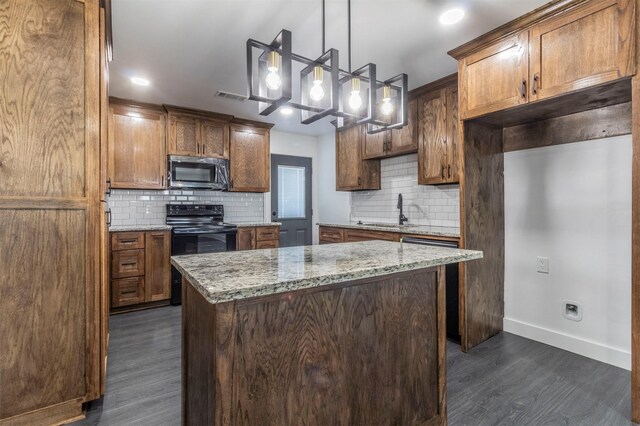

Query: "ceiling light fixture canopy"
(439, 8), (465, 25)
(245, 0), (408, 133)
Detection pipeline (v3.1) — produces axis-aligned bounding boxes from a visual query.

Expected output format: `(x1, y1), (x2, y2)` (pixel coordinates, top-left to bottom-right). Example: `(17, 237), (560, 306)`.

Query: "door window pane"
(278, 165), (305, 218)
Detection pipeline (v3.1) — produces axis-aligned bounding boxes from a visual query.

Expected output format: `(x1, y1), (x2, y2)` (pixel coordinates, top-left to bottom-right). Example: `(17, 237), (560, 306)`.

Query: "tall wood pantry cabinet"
(0, 0), (105, 423)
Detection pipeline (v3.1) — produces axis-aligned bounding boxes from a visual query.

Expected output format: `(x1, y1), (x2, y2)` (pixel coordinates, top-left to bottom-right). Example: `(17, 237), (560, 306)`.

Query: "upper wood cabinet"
(418, 85), (459, 185)
(458, 31), (529, 120)
(229, 121), (272, 192)
(108, 99), (167, 189)
(529, 0), (635, 102)
(336, 126), (381, 191)
(165, 106), (232, 158)
(362, 99), (418, 159)
(455, 0), (635, 120)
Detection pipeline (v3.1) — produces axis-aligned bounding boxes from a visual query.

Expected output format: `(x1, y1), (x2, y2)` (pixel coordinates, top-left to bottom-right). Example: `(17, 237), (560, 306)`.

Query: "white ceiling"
(110, 0), (550, 136)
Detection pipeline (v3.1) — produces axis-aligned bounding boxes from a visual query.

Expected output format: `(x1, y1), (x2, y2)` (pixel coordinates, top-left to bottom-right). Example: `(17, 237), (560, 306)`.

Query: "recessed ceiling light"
(280, 107), (293, 116)
(439, 8), (465, 25)
(131, 76), (150, 86)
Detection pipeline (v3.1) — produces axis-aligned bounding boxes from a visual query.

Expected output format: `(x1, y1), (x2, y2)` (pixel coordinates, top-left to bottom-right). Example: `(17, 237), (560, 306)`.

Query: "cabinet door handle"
(106, 208), (112, 226)
(105, 178), (111, 196)
(441, 166), (445, 179)
(448, 165), (451, 178)
(520, 79), (527, 99)
(532, 73), (539, 95)
(358, 177), (362, 186)
(161, 174), (165, 188)
(229, 177), (233, 190)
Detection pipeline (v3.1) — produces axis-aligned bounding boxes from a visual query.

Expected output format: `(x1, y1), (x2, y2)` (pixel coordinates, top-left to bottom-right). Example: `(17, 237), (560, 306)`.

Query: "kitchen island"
(172, 241), (482, 426)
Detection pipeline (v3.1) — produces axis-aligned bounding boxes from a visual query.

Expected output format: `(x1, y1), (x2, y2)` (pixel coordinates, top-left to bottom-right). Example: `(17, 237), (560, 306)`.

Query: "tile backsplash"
(351, 154), (460, 232)
(108, 189), (264, 227)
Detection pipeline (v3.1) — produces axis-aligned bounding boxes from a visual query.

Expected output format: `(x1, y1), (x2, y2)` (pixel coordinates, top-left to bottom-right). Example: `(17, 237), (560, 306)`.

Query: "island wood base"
(182, 266), (447, 426)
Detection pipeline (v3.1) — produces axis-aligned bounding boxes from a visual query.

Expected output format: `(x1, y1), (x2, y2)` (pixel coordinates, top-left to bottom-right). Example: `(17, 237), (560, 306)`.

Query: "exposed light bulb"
(439, 8), (465, 25)
(309, 66), (324, 101)
(381, 85), (393, 115)
(265, 50), (281, 90)
(348, 77), (362, 110)
(310, 81), (324, 101)
(381, 98), (394, 115)
(349, 91), (362, 110)
(265, 70), (281, 90)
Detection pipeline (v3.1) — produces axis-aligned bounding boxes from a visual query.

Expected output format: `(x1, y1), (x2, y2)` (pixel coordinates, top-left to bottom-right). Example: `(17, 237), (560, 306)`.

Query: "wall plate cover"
(537, 256), (549, 274)
(562, 301), (583, 322)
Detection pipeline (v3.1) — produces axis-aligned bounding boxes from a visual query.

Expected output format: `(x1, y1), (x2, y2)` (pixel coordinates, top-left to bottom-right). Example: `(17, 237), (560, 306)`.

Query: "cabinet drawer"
(256, 239), (279, 249)
(111, 277), (145, 307)
(319, 227), (345, 244)
(112, 249), (145, 278)
(111, 232), (145, 251)
(344, 229), (399, 242)
(256, 226), (279, 241)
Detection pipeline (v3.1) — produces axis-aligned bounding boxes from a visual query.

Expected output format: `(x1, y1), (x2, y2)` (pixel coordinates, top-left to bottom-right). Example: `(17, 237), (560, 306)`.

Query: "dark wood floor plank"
(79, 306), (634, 426)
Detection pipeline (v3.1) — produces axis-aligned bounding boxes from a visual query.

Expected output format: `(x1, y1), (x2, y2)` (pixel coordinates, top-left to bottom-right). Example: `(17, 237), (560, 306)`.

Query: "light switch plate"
(537, 257), (549, 274)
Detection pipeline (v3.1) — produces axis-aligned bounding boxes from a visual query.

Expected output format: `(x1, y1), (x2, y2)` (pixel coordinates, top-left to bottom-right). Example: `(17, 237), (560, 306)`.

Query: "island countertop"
(171, 240), (482, 304)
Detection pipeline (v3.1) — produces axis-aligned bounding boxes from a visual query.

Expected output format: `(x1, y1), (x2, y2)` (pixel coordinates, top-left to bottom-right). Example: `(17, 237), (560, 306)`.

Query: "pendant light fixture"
(245, 0), (408, 133)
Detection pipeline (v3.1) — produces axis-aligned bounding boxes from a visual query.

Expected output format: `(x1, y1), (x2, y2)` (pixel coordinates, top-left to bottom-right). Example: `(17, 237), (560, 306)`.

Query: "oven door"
(168, 155), (229, 190)
(170, 230), (237, 305)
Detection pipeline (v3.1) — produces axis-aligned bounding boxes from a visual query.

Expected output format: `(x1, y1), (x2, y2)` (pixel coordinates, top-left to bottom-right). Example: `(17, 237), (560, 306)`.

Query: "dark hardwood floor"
(79, 305), (634, 426)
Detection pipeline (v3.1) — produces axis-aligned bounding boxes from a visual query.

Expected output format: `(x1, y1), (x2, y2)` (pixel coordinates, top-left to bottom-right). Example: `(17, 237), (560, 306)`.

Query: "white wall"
(268, 130), (320, 244)
(317, 132), (351, 224)
(504, 135), (632, 370)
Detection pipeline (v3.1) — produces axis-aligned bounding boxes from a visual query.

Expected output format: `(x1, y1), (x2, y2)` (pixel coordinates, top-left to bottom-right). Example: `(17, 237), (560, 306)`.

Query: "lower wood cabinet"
(320, 226), (400, 244)
(110, 230), (171, 311)
(237, 225), (280, 250)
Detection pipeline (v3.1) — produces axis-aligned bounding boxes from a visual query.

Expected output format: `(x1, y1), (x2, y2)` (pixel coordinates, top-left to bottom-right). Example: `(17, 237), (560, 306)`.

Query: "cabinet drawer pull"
(532, 73), (539, 95)
(520, 79), (527, 99)
(121, 262), (137, 266)
(120, 239), (137, 244)
(121, 290), (137, 295)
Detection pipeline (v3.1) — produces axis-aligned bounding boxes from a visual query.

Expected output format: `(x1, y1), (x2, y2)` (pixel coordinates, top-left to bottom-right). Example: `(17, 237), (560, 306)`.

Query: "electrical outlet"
(537, 257), (549, 274)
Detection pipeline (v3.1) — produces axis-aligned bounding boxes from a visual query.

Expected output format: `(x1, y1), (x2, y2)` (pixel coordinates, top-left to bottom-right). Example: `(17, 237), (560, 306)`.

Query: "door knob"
(272, 211), (277, 216)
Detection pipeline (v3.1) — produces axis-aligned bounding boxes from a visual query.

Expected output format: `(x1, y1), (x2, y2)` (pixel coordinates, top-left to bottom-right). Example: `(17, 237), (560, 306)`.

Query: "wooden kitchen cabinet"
(229, 120), (272, 192)
(336, 126), (381, 191)
(362, 99), (418, 159)
(237, 225), (280, 250)
(165, 106), (232, 158)
(145, 231), (171, 302)
(108, 99), (167, 189)
(529, 0), (635, 102)
(458, 31), (529, 120)
(109, 230), (171, 311)
(418, 85), (459, 185)
(455, 0), (635, 120)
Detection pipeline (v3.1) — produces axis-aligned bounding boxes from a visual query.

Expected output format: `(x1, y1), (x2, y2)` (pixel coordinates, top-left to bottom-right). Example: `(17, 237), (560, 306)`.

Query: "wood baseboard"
(0, 399), (84, 426)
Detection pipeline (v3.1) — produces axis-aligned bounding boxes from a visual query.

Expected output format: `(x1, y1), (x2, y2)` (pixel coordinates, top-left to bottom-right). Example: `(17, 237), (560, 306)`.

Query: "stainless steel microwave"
(168, 155), (230, 190)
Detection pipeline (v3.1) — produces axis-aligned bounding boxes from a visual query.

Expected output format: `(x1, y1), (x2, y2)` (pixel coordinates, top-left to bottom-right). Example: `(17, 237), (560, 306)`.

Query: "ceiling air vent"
(216, 91), (247, 102)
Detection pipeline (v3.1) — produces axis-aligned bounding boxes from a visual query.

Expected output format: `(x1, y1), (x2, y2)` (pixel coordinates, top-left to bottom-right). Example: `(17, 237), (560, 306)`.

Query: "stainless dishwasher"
(402, 237), (461, 343)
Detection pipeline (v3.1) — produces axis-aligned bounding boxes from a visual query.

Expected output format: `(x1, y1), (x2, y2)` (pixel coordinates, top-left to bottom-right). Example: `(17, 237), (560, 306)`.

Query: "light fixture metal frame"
(296, 48), (340, 124)
(246, 29), (292, 116)
(366, 73), (409, 135)
(335, 62), (376, 131)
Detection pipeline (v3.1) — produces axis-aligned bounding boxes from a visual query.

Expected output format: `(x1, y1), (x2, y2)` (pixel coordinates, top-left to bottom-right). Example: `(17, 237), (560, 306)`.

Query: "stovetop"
(166, 204), (237, 233)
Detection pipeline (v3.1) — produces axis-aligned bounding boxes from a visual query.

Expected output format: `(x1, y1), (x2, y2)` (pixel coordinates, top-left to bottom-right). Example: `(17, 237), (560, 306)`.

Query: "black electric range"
(167, 204), (237, 305)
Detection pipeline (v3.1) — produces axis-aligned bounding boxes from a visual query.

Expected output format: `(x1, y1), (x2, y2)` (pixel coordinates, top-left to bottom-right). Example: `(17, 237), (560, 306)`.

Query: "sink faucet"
(397, 193), (408, 225)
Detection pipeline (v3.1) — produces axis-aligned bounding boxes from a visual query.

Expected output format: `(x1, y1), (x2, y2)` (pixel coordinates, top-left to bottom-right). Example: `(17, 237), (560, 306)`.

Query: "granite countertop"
(317, 222), (460, 238)
(232, 222), (282, 227)
(171, 240), (482, 304)
(109, 225), (173, 232)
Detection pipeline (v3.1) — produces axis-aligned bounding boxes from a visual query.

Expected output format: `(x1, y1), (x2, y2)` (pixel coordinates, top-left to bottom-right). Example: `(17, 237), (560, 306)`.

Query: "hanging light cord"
(348, 0), (352, 72)
(322, 0), (325, 53)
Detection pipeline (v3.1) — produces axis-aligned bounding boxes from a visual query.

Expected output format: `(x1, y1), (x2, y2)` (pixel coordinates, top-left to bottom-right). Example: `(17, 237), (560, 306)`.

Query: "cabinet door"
(362, 128), (388, 159)
(199, 119), (229, 158)
(108, 104), (166, 189)
(229, 125), (270, 192)
(445, 87), (459, 183)
(459, 31), (529, 120)
(237, 228), (256, 250)
(336, 126), (363, 190)
(144, 231), (171, 302)
(418, 89), (448, 185)
(389, 99), (418, 155)
(168, 114), (199, 156)
(530, 0), (634, 102)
